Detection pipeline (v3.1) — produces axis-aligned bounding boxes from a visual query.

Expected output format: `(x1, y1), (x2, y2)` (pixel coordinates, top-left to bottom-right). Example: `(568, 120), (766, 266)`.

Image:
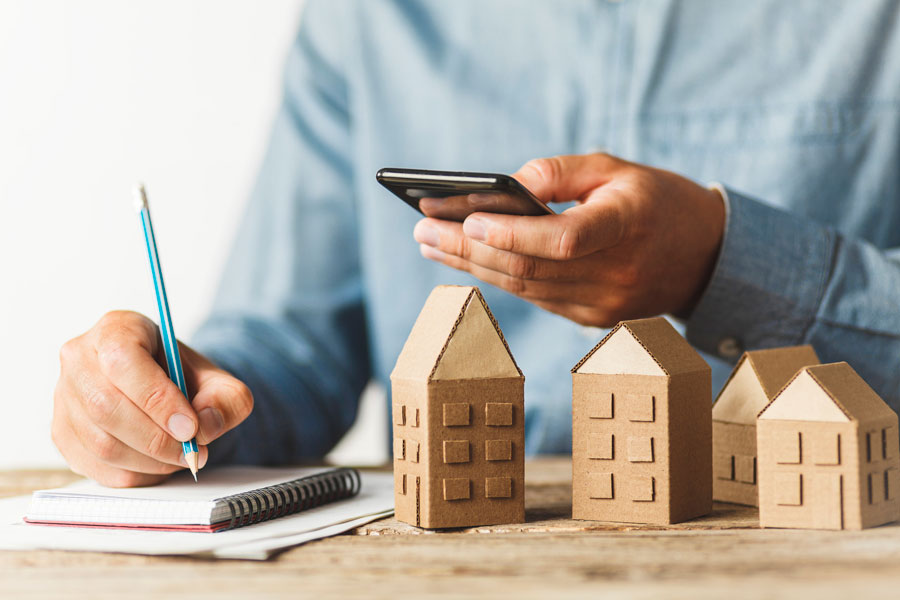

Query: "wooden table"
(3, 458), (900, 599)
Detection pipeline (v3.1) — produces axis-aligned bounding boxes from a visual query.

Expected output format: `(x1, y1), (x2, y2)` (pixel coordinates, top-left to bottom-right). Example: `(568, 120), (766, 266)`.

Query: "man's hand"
(413, 153), (725, 327)
(52, 311), (253, 487)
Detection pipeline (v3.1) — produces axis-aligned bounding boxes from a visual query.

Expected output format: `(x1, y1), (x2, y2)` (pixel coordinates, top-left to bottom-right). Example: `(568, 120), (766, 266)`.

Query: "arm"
(192, 1), (370, 465)
(416, 152), (900, 407)
(685, 186), (900, 403)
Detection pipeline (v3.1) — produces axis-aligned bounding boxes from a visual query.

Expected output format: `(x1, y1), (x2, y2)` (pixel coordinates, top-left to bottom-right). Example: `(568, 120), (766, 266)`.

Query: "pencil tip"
(192, 471), (198, 483)
(132, 183), (148, 212)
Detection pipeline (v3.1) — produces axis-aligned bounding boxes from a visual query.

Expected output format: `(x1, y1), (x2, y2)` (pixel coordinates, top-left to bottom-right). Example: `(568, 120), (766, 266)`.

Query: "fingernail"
(198, 407), (225, 441)
(413, 222), (440, 247)
(167, 413), (195, 441)
(463, 217), (486, 241)
(199, 446), (209, 469)
(420, 244), (446, 260)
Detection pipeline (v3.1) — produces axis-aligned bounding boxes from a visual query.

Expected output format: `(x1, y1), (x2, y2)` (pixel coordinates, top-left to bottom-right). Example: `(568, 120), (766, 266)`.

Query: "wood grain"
(2, 458), (900, 599)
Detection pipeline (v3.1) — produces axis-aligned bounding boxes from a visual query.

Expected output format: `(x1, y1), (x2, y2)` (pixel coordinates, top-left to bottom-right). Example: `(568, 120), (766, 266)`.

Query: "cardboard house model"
(757, 362), (900, 530)
(390, 285), (525, 529)
(571, 317), (712, 525)
(712, 346), (820, 506)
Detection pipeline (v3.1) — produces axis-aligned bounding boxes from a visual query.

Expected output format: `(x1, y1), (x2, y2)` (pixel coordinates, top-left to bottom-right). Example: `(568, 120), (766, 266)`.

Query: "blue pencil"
(133, 184), (200, 481)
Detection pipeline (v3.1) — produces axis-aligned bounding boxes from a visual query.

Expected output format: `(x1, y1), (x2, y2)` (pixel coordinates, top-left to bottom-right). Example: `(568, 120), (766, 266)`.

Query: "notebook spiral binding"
(219, 468), (361, 531)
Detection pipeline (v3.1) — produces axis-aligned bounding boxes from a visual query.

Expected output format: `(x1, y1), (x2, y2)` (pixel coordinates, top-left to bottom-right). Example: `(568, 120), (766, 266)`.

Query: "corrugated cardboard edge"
(758, 363), (861, 422)
(572, 321), (669, 375)
(745, 345), (820, 399)
(435, 287), (523, 380)
(757, 368), (817, 420)
(712, 353), (750, 407)
(805, 362), (896, 422)
(391, 285), (523, 382)
(712, 346), (820, 424)
(572, 318), (708, 376)
(425, 287), (523, 381)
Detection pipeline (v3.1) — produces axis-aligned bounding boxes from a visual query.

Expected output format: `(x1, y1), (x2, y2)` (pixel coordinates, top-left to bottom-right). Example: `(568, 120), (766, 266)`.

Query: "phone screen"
(377, 168), (554, 222)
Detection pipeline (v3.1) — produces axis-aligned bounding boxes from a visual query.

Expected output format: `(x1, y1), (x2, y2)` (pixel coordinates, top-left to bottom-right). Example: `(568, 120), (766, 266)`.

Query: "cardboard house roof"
(572, 317), (709, 376)
(758, 362), (896, 423)
(391, 285), (522, 381)
(712, 345), (820, 425)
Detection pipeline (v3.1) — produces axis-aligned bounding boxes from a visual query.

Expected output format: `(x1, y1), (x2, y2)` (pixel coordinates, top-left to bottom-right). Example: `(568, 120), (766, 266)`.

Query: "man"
(52, 1), (900, 486)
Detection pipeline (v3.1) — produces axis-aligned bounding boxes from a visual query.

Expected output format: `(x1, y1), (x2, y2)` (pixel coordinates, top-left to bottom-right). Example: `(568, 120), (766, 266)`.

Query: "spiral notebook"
(24, 466), (362, 533)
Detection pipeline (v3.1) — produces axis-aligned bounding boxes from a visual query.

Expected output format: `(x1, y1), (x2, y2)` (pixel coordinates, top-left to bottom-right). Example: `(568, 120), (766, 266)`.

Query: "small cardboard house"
(712, 346), (820, 506)
(390, 285), (525, 529)
(757, 362), (900, 530)
(571, 317), (712, 525)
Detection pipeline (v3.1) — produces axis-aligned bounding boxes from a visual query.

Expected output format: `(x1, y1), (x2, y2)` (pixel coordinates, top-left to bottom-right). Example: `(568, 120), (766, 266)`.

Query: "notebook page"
(27, 467), (337, 525)
(33, 466), (333, 501)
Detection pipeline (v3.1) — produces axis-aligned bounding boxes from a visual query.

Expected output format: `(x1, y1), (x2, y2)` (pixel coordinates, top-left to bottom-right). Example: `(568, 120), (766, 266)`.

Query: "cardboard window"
(485, 439), (513, 461)
(588, 472), (614, 499)
(774, 472), (802, 506)
(396, 473), (407, 496)
(485, 477), (513, 498)
(587, 433), (614, 460)
(869, 472), (884, 505)
(443, 440), (470, 464)
(443, 403), (470, 427)
(811, 433), (841, 466)
(627, 436), (654, 463)
(774, 431), (802, 464)
(626, 394), (655, 422)
(714, 453), (735, 481)
(486, 403), (514, 427)
(408, 440), (420, 464)
(629, 475), (655, 502)
(394, 404), (406, 427)
(394, 437), (405, 461)
(884, 426), (897, 460)
(443, 478), (470, 501)
(886, 469), (899, 501)
(411, 408), (420, 428)
(866, 432), (874, 463)
(589, 392), (614, 419)
(735, 455), (756, 484)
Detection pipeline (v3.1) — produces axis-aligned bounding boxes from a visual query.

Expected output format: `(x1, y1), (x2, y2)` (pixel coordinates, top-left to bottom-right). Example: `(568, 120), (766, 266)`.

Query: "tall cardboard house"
(712, 346), (820, 506)
(571, 317), (712, 525)
(757, 362), (900, 530)
(390, 285), (525, 529)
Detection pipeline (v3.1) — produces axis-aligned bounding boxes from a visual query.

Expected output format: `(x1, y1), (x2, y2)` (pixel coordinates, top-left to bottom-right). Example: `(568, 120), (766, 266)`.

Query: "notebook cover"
(23, 517), (229, 532)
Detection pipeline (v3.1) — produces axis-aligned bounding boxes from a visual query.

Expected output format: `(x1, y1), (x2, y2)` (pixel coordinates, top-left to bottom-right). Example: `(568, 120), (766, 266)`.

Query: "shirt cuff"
(685, 185), (837, 361)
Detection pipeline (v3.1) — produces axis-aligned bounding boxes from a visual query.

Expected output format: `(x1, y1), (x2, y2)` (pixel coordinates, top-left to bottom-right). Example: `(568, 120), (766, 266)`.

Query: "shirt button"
(717, 336), (744, 359)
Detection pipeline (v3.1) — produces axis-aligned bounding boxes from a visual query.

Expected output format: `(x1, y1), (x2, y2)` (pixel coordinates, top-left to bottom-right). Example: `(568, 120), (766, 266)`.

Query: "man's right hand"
(52, 311), (254, 487)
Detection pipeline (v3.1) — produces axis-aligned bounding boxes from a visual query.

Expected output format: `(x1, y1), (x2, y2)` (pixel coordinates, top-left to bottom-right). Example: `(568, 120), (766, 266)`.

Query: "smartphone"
(376, 167), (555, 222)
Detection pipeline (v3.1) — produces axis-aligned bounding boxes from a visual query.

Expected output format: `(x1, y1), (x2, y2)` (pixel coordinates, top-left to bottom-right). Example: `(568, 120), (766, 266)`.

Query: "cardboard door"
(811, 473), (843, 530)
(395, 471), (420, 526)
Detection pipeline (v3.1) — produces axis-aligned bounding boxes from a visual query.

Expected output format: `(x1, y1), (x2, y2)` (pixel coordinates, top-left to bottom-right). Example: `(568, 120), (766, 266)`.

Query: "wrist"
(671, 183), (726, 319)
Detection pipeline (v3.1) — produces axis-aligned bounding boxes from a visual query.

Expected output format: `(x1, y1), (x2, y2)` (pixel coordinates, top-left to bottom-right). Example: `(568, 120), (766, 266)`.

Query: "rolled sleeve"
(685, 185), (837, 360)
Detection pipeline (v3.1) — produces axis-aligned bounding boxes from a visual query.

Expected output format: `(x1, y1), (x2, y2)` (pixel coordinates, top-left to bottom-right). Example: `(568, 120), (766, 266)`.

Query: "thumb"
(180, 345), (254, 446)
(511, 153), (626, 205)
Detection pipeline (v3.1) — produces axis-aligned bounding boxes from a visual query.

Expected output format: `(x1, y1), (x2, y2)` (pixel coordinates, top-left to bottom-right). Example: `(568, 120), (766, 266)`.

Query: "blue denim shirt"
(193, 0), (900, 464)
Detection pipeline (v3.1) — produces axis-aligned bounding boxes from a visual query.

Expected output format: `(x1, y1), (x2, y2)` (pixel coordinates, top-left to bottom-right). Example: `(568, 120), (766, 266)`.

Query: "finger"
(180, 344), (254, 446)
(461, 200), (625, 260)
(419, 244), (588, 304)
(53, 413), (172, 488)
(67, 367), (209, 469)
(92, 317), (198, 443)
(511, 153), (626, 204)
(415, 218), (582, 281)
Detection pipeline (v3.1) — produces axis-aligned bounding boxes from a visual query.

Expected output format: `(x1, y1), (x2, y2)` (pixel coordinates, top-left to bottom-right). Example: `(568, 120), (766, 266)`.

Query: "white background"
(0, 0), (386, 469)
